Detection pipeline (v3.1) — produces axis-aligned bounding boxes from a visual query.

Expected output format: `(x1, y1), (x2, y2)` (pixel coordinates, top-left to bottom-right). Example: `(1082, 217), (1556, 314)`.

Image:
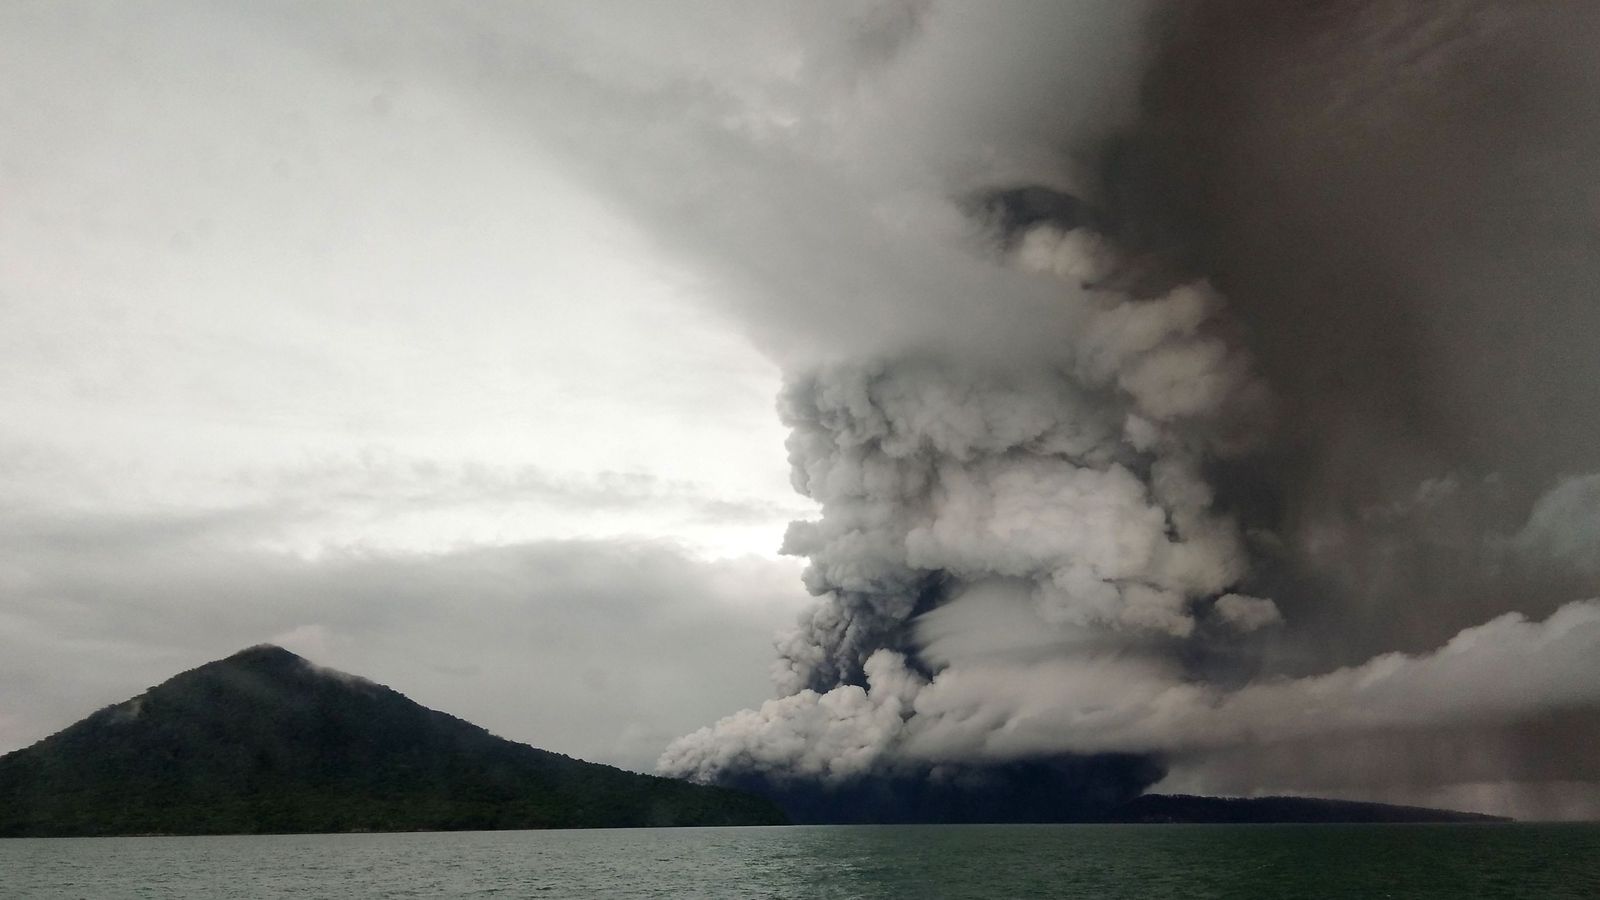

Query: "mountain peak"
(227, 643), (298, 661)
(0, 648), (786, 836)
(217, 643), (308, 673)
(158, 643), (375, 707)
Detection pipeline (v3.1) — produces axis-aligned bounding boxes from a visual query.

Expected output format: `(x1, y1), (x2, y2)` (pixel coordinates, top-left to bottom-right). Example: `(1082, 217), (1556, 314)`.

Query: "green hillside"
(0, 645), (786, 836)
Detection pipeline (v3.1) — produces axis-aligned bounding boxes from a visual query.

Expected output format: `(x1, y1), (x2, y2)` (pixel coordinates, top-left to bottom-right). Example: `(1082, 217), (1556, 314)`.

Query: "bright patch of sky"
(0, 3), (809, 561)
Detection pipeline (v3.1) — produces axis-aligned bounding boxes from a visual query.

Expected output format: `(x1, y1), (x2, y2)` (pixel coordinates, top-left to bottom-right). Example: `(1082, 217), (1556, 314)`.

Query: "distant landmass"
(0, 645), (785, 836)
(0, 646), (1504, 837)
(1106, 793), (1507, 824)
(732, 767), (1508, 825)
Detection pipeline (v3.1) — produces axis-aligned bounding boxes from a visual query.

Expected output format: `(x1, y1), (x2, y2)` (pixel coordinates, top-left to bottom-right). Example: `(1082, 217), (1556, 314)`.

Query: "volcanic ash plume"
(660, 214), (1278, 785)
(558, 0), (1600, 817)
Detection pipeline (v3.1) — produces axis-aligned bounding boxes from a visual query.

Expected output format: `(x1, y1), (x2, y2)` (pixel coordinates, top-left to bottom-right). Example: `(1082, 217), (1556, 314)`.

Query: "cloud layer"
(633, 1), (1600, 818)
(0, 496), (804, 773)
(6, 1), (1599, 819)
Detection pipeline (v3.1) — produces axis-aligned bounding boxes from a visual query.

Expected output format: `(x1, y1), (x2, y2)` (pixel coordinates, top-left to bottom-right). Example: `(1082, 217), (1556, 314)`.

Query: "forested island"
(0, 645), (785, 836)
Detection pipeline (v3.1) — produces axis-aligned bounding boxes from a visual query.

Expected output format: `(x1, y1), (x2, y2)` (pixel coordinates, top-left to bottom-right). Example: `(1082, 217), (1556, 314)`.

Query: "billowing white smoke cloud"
(907, 597), (1600, 760)
(767, 228), (1274, 685)
(665, 251), (1600, 786)
(658, 648), (926, 785)
(649, 4), (1600, 795)
(668, 584), (1600, 783)
(1515, 475), (1600, 576)
(664, 219), (1283, 778)
(312, 0), (1600, 810)
(1212, 593), (1282, 632)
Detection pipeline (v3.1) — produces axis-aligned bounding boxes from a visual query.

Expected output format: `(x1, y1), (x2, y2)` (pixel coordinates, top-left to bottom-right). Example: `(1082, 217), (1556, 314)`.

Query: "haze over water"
(5, 824), (1598, 899)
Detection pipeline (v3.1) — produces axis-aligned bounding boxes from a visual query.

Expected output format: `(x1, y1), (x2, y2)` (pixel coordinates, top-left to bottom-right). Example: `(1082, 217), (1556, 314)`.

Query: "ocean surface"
(3, 823), (1597, 899)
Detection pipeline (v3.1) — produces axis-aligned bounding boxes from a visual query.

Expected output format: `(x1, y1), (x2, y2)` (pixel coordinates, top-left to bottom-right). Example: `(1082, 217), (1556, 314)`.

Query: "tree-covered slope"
(0, 645), (786, 836)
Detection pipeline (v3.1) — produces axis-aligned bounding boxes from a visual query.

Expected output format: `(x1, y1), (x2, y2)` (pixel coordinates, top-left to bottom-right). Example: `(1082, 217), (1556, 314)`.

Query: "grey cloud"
(232, 453), (811, 525)
(1158, 712), (1600, 821)
(11, 0), (1600, 819)
(257, 0), (1161, 368)
(231, 0), (1600, 817)
(1514, 474), (1600, 576)
(1118, 0), (1600, 665)
(0, 503), (804, 774)
(664, 594), (1600, 797)
(632, 2), (1600, 818)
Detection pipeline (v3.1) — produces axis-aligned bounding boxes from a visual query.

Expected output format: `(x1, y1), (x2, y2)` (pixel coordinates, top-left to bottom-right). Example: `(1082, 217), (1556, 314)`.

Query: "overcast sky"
(5, 2), (1599, 821)
(0, 1), (823, 773)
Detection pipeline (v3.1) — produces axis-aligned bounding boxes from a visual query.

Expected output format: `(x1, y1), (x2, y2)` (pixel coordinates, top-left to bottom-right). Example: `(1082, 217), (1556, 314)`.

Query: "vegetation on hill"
(0, 645), (786, 836)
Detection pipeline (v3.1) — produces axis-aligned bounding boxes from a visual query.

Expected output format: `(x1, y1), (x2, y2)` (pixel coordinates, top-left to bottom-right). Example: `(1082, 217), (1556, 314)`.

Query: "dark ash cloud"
(628, 1), (1600, 818)
(8, 0), (1597, 820)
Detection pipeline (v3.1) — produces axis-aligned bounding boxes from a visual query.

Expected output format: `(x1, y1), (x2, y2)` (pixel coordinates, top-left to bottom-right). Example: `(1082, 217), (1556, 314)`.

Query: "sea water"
(3, 823), (1597, 899)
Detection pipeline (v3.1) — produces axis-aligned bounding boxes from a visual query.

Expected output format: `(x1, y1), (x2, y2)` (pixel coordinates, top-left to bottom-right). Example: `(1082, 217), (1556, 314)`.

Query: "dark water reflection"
(3, 823), (1597, 899)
